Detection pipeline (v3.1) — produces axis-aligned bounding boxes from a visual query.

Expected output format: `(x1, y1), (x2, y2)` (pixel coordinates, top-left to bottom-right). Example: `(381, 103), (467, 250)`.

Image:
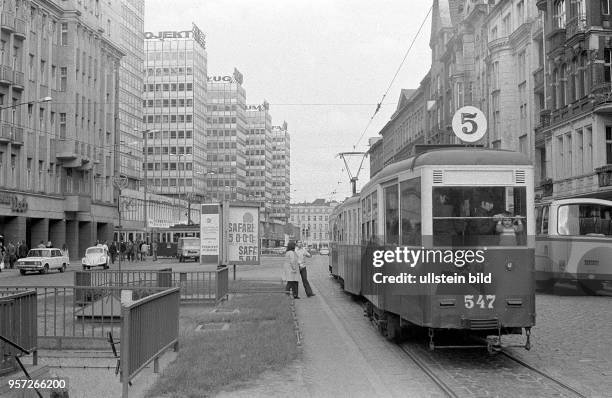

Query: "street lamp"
(0, 96), (52, 111)
(132, 128), (158, 241)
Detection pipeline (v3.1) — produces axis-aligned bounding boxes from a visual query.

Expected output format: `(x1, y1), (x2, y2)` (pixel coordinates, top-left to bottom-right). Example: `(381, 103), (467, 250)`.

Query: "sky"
(145, 0), (433, 203)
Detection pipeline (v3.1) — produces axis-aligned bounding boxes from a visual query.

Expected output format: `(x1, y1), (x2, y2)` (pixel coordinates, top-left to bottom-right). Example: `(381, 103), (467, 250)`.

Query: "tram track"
(398, 342), (589, 398)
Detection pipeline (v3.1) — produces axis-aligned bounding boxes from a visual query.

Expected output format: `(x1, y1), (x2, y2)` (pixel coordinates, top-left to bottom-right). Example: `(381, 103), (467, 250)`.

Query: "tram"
(535, 198), (612, 294)
(114, 224), (200, 257)
(329, 147), (535, 350)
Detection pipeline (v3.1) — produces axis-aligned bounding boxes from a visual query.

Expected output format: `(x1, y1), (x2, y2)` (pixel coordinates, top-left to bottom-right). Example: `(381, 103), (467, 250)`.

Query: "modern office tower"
(0, 0), (124, 258)
(143, 24), (208, 214)
(271, 122), (290, 223)
(206, 68), (247, 201)
(245, 101), (272, 219)
(117, 0), (145, 189)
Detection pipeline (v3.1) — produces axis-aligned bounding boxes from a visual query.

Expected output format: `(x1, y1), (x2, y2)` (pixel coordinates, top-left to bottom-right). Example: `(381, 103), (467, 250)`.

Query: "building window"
(602, 0), (610, 15)
(61, 23), (68, 45)
(554, 0), (566, 28)
(605, 49), (612, 83)
(606, 127), (612, 164)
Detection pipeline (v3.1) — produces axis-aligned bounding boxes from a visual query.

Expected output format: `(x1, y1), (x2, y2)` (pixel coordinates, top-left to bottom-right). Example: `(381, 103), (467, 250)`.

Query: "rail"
(121, 287), (180, 397)
(0, 290), (37, 375)
(74, 269), (228, 302)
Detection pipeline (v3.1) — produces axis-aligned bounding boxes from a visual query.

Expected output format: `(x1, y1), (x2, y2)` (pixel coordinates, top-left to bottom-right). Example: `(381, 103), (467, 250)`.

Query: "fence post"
(121, 304), (130, 398)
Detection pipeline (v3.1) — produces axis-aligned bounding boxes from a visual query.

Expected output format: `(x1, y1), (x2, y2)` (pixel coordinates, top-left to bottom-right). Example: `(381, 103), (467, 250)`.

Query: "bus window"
(558, 204), (612, 236)
(384, 184), (399, 244)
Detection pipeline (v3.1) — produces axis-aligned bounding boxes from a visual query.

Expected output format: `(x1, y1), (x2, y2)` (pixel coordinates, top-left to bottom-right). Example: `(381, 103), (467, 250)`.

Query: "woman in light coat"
(283, 242), (300, 298)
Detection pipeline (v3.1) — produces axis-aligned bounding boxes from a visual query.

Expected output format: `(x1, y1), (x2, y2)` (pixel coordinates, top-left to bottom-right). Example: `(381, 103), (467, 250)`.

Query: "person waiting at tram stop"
(495, 212), (523, 246)
(296, 241), (315, 297)
(282, 241), (300, 299)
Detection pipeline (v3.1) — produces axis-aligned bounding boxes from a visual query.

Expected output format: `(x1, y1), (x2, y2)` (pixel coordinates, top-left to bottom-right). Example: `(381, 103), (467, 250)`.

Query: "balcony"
(0, 123), (24, 145)
(1, 13), (15, 32)
(0, 65), (13, 85)
(12, 71), (24, 90)
(487, 37), (510, 54)
(14, 18), (26, 39)
(566, 15), (587, 41)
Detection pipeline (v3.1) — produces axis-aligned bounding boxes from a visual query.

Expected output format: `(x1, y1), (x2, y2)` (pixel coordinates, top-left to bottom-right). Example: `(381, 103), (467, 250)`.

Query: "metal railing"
(0, 286), (167, 349)
(74, 268), (228, 303)
(121, 287), (179, 397)
(0, 290), (37, 375)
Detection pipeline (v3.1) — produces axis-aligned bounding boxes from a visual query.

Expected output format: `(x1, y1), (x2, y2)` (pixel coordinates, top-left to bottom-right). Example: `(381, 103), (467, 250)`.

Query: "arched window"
(560, 64), (567, 107)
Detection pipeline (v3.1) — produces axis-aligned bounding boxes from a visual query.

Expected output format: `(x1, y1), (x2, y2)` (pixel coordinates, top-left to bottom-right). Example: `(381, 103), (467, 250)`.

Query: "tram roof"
(362, 148), (531, 193)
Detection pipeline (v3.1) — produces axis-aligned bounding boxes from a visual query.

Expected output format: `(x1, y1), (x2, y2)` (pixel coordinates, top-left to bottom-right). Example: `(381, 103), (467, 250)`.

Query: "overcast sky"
(145, 0), (432, 203)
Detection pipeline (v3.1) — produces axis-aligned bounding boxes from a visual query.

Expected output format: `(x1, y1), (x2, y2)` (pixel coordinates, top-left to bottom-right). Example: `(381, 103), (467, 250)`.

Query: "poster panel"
(200, 204), (220, 264)
(228, 206), (260, 265)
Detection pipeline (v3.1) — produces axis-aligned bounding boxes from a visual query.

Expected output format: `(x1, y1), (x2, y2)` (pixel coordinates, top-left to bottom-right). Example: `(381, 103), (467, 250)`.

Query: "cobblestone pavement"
(504, 293), (612, 397)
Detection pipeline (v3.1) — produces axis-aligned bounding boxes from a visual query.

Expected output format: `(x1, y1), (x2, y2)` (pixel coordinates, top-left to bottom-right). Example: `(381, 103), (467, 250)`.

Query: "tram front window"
(432, 186), (527, 247)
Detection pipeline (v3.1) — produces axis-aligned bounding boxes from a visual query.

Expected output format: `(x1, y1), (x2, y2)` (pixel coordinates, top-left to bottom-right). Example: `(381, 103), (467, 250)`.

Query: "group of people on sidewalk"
(107, 240), (158, 264)
(283, 241), (315, 299)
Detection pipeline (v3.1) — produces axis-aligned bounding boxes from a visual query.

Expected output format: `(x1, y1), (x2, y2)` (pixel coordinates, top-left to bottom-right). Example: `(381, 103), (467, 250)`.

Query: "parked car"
(177, 237), (200, 262)
(16, 248), (69, 275)
(319, 248), (330, 255)
(82, 246), (110, 270)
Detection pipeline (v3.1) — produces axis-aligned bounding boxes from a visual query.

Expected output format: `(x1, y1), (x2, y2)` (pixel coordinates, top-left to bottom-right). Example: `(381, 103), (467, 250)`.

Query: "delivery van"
(177, 237), (200, 262)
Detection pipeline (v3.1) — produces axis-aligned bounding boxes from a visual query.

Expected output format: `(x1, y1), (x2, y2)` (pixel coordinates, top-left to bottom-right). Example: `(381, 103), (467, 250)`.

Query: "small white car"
(17, 248), (69, 275)
(82, 247), (110, 270)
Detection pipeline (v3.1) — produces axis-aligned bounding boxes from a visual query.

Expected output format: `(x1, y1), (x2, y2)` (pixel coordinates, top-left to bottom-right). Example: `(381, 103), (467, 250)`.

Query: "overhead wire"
(353, 4), (433, 150)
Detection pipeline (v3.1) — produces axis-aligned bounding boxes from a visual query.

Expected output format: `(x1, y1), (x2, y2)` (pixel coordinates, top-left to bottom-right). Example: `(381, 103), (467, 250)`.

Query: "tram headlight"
(506, 261), (513, 271)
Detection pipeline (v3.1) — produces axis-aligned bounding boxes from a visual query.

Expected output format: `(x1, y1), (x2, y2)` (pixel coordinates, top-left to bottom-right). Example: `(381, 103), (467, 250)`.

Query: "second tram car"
(330, 148), (535, 350)
(535, 198), (612, 294)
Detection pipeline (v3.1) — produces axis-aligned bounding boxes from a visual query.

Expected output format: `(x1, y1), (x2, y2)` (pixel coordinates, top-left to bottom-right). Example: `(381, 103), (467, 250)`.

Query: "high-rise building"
(117, 0), (145, 189)
(271, 122), (290, 222)
(206, 68), (247, 201)
(0, 0), (124, 258)
(143, 24), (208, 212)
(245, 101), (272, 219)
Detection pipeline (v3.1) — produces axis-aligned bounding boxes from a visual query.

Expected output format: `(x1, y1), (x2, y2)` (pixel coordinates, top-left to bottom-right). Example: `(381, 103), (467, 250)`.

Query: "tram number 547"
(464, 295), (495, 309)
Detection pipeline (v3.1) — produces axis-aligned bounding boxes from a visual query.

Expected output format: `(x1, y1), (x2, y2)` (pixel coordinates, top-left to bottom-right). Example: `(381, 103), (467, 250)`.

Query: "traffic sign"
(451, 106), (487, 143)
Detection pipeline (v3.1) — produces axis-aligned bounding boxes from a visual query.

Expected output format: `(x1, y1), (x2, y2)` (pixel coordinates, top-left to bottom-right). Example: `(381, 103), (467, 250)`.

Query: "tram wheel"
(385, 314), (402, 343)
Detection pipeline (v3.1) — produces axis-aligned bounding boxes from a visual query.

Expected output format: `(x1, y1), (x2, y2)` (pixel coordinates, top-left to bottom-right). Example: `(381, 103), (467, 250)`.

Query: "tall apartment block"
(0, 0), (124, 258)
(143, 24), (208, 208)
(271, 122), (290, 223)
(206, 68), (247, 201)
(117, 0), (144, 189)
(245, 101), (272, 219)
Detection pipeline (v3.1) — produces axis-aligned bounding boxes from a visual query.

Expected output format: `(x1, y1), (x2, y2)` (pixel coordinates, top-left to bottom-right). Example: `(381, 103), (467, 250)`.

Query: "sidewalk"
(218, 256), (441, 397)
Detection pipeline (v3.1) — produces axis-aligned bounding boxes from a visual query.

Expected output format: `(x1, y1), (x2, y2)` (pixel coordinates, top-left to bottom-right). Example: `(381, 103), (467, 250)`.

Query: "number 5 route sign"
(451, 106), (487, 143)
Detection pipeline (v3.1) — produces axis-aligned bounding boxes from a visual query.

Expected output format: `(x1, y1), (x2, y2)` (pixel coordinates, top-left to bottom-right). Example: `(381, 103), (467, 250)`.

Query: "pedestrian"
(152, 240), (158, 261)
(283, 242), (300, 299)
(37, 240), (45, 248)
(19, 241), (28, 259)
(141, 241), (148, 261)
(0, 242), (5, 272)
(7, 241), (16, 269)
(109, 241), (117, 264)
(46, 240), (52, 248)
(61, 243), (69, 258)
(130, 240), (138, 262)
(120, 240), (126, 261)
(138, 240), (144, 261)
(296, 241), (315, 297)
